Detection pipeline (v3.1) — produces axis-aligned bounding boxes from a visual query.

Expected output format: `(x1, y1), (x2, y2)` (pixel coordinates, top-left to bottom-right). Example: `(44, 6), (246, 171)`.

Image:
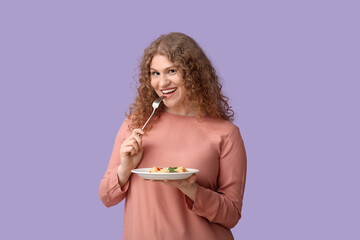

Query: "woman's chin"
(163, 103), (174, 109)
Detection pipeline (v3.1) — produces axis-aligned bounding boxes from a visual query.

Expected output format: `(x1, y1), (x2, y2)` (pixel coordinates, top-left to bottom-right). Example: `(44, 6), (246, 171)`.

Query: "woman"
(99, 32), (247, 240)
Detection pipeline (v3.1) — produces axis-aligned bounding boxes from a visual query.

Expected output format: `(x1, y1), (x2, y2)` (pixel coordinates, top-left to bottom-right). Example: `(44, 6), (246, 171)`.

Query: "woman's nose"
(159, 74), (170, 87)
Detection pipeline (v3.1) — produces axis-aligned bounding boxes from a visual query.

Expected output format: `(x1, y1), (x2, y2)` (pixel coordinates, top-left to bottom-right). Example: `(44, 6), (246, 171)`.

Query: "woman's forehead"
(150, 55), (175, 69)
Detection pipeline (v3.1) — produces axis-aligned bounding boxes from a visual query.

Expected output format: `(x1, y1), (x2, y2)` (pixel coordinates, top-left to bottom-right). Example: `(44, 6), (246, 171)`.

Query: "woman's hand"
(120, 128), (144, 169)
(149, 174), (198, 202)
(117, 129), (144, 187)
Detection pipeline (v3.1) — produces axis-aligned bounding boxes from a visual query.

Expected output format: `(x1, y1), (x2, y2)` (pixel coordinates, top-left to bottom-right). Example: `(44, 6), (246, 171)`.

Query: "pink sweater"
(99, 111), (247, 240)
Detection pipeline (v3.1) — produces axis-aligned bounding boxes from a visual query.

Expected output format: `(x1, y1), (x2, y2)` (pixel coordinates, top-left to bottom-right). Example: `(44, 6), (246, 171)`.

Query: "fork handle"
(141, 108), (156, 131)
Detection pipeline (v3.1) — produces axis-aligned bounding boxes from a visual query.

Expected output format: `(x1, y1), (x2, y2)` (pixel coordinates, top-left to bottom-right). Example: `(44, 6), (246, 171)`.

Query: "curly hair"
(127, 32), (234, 131)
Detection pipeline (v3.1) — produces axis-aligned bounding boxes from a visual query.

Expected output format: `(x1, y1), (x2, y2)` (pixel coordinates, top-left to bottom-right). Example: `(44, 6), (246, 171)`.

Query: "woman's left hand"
(149, 174), (198, 202)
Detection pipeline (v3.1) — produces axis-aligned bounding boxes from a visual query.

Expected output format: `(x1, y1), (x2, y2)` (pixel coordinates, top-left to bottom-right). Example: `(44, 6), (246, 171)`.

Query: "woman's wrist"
(180, 183), (198, 202)
(117, 165), (132, 188)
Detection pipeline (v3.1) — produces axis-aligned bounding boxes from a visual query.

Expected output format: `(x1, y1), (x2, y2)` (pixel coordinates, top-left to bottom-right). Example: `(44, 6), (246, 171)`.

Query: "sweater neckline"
(161, 110), (209, 120)
(164, 109), (207, 118)
(162, 110), (197, 118)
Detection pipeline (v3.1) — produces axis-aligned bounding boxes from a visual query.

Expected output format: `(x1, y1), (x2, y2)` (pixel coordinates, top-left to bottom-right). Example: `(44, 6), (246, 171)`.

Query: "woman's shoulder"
(202, 116), (239, 131)
(155, 111), (241, 138)
(194, 117), (241, 143)
(119, 117), (130, 127)
(114, 117), (134, 142)
(120, 114), (139, 129)
(118, 117), (133, 134)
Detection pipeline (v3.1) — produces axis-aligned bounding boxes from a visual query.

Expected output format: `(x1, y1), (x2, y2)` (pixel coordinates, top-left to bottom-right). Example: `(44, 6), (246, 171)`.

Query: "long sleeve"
(101, 112), (246, 239)
(186, 126), (247, 229)
(99, 119), (132, 207)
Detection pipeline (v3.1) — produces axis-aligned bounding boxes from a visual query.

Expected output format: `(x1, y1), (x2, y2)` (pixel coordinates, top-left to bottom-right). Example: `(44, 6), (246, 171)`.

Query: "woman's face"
(150, 54), (195, 116)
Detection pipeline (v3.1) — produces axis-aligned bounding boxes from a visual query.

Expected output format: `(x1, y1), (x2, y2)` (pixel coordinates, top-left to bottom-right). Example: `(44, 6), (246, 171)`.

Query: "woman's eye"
(169, 69), (176, 74)
(151, 72), (160, 76)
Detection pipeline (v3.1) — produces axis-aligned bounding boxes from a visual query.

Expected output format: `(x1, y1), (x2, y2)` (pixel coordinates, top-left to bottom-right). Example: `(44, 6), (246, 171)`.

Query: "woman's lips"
(161, 88), (177, 99)
(161, 87), (177, 94)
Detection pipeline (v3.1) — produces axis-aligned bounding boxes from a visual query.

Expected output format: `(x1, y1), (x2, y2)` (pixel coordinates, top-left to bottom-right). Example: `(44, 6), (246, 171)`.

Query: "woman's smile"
(161, 87), (177, 98)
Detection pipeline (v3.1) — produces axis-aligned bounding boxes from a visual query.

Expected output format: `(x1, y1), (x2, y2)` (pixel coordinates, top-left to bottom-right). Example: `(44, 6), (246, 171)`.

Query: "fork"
(141, 95), (165, 131)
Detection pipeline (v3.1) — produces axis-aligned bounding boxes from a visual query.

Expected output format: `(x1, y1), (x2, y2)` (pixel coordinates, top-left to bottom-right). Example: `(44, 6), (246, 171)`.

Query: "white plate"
(131, 168), (199, 180)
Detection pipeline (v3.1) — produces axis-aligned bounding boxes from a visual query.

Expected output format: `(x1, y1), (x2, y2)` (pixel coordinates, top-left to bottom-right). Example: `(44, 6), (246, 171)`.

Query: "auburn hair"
(126, 32), (234, 131)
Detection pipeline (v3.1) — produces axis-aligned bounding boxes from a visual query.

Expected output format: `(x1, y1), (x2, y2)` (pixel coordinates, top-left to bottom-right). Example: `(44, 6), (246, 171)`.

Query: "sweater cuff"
(109, 168), (130, 197)
(185, 185), (210, 213)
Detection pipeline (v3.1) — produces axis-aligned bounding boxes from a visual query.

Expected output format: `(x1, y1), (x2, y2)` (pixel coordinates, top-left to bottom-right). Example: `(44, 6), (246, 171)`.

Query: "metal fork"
(141, 95), (165, 131)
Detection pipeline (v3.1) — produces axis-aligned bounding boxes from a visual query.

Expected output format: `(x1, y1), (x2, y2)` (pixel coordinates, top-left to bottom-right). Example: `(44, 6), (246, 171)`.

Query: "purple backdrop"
(1, 0), (359, 239)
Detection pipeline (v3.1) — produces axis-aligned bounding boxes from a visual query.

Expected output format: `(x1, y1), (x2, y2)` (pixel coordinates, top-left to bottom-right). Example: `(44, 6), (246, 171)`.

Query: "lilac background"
(1, 0), (359, 239)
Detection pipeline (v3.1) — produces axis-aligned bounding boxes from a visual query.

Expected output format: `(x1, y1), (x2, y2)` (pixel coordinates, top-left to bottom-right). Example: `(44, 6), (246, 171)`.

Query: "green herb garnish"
(168, 167), (178, 173)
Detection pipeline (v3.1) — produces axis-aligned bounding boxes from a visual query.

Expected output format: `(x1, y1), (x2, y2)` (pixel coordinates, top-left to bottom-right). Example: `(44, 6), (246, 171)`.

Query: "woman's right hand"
(119, 128), (144, 171)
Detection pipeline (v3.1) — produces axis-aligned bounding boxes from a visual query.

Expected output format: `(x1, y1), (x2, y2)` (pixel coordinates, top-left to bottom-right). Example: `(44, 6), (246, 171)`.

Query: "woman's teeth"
(161, 88), (177, 94)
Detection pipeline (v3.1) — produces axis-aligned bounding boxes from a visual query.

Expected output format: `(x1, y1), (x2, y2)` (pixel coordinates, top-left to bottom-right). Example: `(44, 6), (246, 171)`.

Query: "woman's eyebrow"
(150, 66), (176, 71)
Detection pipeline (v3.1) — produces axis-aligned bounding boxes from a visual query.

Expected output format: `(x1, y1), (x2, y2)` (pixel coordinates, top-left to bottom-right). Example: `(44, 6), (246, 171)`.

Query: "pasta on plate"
(149, 166), (188, 173)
